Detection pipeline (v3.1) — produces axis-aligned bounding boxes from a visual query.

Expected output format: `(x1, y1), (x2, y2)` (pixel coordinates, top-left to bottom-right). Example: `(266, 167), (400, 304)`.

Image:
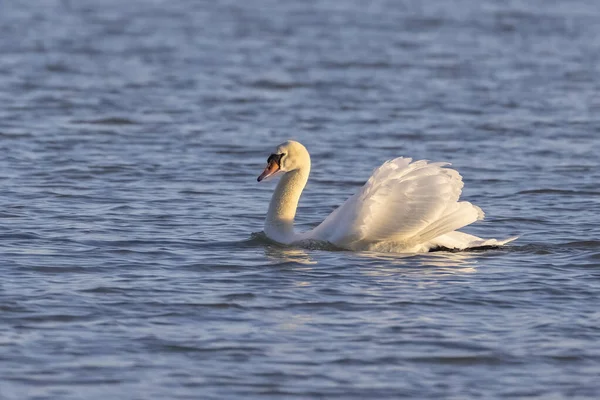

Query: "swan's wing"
(309, 158), (484, 248)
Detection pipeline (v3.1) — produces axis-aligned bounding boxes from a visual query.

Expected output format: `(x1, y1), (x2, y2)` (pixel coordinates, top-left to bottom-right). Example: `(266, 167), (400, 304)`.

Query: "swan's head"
(257, 140), (310, 182)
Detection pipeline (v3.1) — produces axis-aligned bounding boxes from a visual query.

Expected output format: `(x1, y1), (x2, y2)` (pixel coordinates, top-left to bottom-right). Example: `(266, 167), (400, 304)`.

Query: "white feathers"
(261, 141), (516, 253)
(306, 158), (510, 252)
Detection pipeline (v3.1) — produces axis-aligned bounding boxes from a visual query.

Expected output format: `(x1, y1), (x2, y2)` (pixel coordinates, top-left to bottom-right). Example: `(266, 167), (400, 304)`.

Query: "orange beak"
(257, 160), (280, 182)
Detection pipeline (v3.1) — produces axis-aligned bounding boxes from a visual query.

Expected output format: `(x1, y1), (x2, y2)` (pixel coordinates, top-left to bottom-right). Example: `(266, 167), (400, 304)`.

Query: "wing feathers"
(312, 157), (486, 249)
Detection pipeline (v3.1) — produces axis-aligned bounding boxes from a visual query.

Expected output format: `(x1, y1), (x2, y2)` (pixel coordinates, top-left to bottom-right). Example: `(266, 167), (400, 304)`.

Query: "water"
(1, 0), (600, 398)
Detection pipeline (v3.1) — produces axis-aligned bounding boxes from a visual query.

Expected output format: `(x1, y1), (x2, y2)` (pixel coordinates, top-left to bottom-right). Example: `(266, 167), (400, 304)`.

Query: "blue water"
(1, 0), (600, 398)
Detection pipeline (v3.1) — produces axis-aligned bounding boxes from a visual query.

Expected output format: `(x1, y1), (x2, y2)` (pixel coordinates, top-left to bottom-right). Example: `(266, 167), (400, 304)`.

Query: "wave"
(517, 189), (600, 196)
(247, 231), (344, 251)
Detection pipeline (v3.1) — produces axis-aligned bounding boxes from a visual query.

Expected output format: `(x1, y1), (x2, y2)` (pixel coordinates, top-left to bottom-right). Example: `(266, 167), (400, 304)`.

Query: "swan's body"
(258, 141), (516, 253)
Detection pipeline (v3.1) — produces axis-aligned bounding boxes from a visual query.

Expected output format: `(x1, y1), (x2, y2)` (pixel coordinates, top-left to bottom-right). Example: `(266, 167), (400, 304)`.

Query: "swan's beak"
(257, 160), (280, 182)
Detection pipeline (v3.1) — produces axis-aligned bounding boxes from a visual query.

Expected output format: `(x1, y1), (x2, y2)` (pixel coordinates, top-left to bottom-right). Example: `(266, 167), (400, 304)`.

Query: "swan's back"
(308, 158), (486, 252)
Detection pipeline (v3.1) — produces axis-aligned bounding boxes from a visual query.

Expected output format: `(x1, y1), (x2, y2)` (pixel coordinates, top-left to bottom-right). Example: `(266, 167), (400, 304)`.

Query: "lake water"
(1, 0), (600, 398)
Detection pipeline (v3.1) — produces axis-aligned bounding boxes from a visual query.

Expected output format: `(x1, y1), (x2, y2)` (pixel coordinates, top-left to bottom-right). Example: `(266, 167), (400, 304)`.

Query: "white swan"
(257, 140), (516, 253)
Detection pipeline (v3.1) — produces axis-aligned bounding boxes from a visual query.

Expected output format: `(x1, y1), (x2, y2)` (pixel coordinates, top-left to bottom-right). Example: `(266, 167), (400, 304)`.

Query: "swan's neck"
(265, 167), (309, 243)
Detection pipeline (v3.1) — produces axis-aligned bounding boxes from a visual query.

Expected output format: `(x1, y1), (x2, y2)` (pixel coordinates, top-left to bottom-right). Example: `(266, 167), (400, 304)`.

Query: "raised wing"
(308, 158), (484, 249)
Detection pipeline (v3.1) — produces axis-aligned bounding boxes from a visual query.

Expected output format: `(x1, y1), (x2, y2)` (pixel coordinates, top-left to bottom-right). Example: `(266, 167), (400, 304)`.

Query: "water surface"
(1, 0), (600, 398)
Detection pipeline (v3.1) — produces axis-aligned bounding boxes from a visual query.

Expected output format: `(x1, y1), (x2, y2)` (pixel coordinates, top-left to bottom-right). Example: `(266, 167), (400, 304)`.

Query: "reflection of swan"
(258, 141), (517, 253)
(263, 246), (317, 265)
(357, 250), (479, 276)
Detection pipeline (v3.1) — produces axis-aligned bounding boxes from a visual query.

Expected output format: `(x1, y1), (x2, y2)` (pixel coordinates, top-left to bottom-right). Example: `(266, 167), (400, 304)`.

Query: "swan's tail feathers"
(430, 231), (519, 250)
(477, 235), (519, 247)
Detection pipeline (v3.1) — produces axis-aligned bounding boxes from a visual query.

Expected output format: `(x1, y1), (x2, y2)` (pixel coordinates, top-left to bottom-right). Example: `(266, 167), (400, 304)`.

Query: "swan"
(257, 140), (516, 253)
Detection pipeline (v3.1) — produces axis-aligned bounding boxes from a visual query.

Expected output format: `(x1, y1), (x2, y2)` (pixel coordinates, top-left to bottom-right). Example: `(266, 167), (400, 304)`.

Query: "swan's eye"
(267, 153), (284, 166)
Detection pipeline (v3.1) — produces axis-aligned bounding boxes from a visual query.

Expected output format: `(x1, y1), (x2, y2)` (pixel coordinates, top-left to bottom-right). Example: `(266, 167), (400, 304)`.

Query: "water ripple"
(1, 0), (600, 399)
